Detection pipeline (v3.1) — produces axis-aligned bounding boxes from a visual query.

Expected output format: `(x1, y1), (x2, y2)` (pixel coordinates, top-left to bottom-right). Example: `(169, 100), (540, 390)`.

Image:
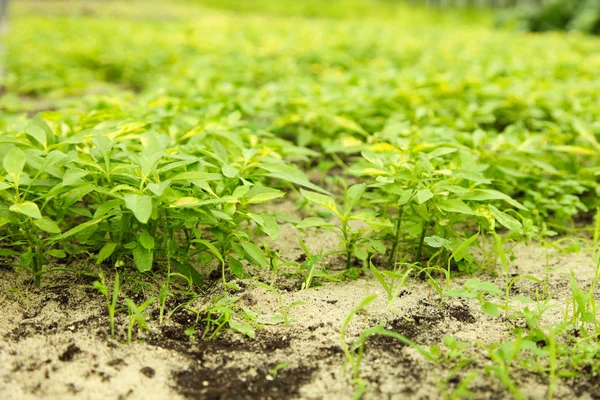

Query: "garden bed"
(1, 233), (597, 399)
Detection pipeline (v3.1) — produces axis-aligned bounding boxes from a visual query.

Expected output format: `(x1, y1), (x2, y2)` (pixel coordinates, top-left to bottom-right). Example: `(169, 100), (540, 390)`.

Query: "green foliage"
(517, 0), (600, 34)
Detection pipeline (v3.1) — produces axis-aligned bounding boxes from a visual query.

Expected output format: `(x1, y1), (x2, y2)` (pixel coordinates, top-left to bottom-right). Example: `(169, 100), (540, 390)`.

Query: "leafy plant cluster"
(0, 110), (322, 285)
(2, 1), (599, 284)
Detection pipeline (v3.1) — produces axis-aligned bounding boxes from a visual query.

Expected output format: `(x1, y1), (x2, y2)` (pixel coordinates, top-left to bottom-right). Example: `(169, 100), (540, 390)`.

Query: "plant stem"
(342, 219), (352, 269)
(415, 221), (428, 264)
(387, 207), (405, 268)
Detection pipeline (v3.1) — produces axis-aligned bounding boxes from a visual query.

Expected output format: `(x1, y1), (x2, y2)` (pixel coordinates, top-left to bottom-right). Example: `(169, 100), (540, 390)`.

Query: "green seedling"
(296, 238), (340, 290)
(93, 271), (120, 337)
(368, 257), (415, 306)
(184, 326), (197, 341)
(339, 295), (436, 399)
(3, 5), (600, 398)
(125, 296), (157, 344)
(485, 338), (528, 400)
(445, 278), (505, 317)
(297, 184), (390, 269)
(254, 281), (305, 327)
(432, 337), (476, 400)
(185, 295), (258, 340)
(565, 274), (597, 333)
(268, 362), (290, 379)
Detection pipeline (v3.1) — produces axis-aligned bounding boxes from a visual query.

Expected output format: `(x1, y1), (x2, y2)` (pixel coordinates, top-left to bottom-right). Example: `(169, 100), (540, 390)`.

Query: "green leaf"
(515, 295), (535, 304)
(193, 239), (224, 264)
(424, 235), (452, 250)
(248, 189), (285, 204)
(489, 205), (523, 233)
(228, 320), (256, 338)
(92, 134), (112, 156)
(46, 249), (66, 258)
(25, 122), (47, 148)
(10, 202), (42, 219)
(232, 185), (251, 199)
(173, 262), (203, 286)
(132, 246), (153, 272)
(354, 246), (368, 261)
(248, 213), (279, 240)
(124, 194), (153, 224)
(246, 187), (285, 204)
(344, 183), (366, 215)
(62, 169), (89, 186)
(97, 243), (117, 264)
(331, 115), (368, 137)
(300, 189), (340, 216)
(241, 242), (269, 268)
(3, 147), (26, 182)
(33, 218), (61, 233)
(416, 189), (434, 204)
(139, 231), (155, 250)
(437, 199), (475, 215)
(170, 171), (223, 181)
(63, 183), (97, 208)
(228, 256), (245, 279)
(51, 217), (105, 242)
(461, 189), (526, 210)
(481, 301), (500, 317)
(28, 114), (54, 147)
(259, 162), (329, 194)
(221, 164), (239, 178)
(464, 278), (503, 296)
(451, 232), (479, 263)
(125, 298), (150, 331)
(147, 180), (171, 196)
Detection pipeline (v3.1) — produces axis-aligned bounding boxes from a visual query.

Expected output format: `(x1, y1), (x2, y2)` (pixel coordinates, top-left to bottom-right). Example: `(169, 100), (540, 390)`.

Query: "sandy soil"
(1, 219), (598, 399)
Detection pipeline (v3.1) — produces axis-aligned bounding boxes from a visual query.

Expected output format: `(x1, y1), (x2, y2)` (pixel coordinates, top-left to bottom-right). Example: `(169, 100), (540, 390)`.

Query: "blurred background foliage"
(7, 0), (600, 34)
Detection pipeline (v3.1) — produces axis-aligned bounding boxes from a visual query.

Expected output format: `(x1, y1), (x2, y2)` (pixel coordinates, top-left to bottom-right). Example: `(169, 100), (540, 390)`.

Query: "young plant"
(125, 296), (157, 344)
(254, 281), (305, 327)
(186, 295), (258, 340)
(297, 183), (389, 269)
(93, 271), (120, 337)
(368, 257), (415, 306)
(339, 294), (436, 399)
(296, 238), (340, 290)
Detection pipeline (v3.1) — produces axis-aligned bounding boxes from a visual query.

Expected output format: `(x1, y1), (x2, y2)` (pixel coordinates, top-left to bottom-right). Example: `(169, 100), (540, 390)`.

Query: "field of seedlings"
(1, 1), (600, 399)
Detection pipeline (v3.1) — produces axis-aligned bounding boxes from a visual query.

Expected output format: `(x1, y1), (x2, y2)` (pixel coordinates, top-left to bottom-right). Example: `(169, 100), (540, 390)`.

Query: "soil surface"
(0, 223), (598, 399)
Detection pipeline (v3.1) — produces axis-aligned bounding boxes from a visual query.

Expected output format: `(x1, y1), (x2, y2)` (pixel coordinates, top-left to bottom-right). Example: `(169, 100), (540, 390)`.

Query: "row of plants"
(1, 1), (599, 285)
(0, 109), (328, 285)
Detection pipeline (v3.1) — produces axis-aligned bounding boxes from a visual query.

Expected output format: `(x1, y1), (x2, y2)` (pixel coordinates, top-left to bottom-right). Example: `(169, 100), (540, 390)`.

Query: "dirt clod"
(140, 366), (156, 378)
(59, 344), (82, 362)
